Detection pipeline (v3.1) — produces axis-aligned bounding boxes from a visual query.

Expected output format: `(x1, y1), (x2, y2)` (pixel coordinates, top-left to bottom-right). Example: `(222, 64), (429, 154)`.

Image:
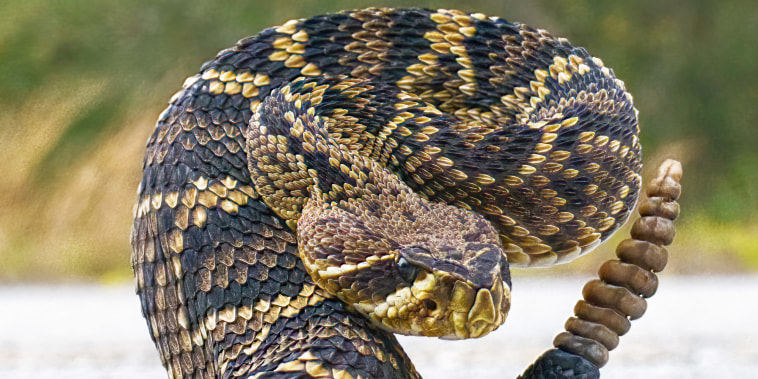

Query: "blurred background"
(1, 1), (757, 378)
(2, 0), (757, 283)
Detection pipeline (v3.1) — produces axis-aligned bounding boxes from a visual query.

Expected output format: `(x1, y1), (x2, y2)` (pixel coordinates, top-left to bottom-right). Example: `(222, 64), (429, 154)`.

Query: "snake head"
(395, 241), (512, 339)
(297, 170), (511, 339)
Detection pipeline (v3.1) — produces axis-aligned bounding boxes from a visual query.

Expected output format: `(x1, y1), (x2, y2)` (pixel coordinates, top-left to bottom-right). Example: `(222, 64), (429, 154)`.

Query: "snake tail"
(519, 159), (682, 376)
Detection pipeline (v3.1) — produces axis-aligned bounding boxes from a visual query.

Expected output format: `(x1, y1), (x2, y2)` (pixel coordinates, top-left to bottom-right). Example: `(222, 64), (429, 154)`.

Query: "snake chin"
(358, 269), (511, 340)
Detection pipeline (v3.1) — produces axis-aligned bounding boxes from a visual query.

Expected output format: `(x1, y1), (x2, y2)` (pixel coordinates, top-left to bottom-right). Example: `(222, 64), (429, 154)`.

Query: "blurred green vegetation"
(1, 0), (756, 282)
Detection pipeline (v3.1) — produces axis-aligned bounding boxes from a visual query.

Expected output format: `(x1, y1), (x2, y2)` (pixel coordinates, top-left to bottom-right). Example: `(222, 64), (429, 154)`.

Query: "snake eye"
(397, 257), (419, 283)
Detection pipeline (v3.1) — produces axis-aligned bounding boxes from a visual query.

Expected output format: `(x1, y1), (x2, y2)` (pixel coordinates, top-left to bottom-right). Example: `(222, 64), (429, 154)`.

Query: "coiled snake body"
(131, 8), (641, 378)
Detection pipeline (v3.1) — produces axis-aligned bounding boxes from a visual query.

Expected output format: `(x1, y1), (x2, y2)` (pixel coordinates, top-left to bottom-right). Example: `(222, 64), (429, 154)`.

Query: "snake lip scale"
(131, 7), (642, 378)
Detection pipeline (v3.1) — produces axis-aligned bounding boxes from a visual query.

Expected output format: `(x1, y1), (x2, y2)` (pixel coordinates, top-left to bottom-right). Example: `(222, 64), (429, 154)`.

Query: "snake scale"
(131, 8), (643, 378)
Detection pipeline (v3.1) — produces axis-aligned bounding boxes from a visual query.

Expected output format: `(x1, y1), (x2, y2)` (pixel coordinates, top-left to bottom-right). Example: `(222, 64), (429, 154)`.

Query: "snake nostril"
(422, 299), (437, 311)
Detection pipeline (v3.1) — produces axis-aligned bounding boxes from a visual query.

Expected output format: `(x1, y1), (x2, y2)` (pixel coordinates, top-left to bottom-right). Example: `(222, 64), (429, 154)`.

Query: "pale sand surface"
(1, 275), (756, 378)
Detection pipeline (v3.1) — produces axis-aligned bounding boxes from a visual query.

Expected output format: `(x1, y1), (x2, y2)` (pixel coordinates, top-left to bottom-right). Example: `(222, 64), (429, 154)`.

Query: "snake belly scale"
(131, 8), (641, 379)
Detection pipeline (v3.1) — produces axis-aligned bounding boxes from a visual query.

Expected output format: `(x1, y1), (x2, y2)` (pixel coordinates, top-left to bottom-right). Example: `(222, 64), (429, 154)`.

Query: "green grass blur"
(1, 0), (756, 282)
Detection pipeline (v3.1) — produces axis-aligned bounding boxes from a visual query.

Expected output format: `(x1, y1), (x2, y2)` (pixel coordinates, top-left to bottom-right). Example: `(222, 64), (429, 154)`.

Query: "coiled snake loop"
(131, 8), (650, 378)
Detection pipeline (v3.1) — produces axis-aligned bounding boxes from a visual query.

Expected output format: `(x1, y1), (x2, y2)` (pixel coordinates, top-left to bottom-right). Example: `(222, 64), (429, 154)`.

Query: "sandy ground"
(1, 275), (756, 378)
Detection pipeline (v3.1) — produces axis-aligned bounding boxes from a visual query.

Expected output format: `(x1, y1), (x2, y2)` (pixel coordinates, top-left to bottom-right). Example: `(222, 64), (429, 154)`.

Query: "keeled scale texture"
(131, 8), (641, 378)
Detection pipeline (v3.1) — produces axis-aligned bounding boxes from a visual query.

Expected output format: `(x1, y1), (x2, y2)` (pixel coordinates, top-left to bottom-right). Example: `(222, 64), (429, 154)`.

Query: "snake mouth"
(356, 269), (511, 339)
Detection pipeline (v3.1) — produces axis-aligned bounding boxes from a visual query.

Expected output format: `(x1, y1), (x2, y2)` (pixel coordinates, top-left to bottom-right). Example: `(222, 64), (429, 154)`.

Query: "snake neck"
(245, 77), (414, 223)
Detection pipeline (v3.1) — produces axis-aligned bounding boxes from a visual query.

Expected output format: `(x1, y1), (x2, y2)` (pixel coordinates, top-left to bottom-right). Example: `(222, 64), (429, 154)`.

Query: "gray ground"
(1, 275), (756, 378)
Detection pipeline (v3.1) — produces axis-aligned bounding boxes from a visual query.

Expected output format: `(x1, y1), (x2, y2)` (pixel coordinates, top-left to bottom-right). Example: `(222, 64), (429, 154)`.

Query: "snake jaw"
(354, 268), (511, 339)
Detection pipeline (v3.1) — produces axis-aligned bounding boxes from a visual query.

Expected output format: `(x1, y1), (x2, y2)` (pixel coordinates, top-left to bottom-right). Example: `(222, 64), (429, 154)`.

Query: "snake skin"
(131, 8), (641, 378)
